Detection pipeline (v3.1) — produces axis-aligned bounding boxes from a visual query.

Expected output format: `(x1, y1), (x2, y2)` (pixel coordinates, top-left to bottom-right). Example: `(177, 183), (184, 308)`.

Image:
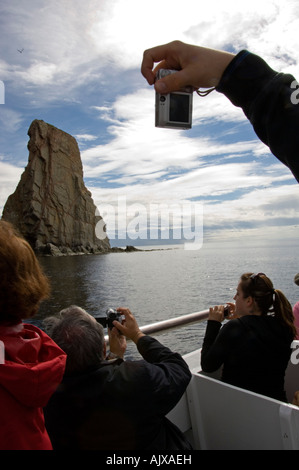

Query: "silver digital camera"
(155, 69), (193, 130)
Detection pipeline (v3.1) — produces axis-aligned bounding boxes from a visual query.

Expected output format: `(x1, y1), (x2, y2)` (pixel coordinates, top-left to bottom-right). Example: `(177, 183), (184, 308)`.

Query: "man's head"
(45, 305), (106, 375)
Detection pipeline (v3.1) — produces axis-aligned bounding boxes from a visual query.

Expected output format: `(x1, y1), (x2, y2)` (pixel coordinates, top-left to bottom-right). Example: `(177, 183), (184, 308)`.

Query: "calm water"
(37, 240), (299, 359)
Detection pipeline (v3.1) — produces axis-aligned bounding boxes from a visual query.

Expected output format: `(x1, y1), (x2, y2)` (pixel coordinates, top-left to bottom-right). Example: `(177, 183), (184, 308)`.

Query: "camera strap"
(196, 87), (216, 96)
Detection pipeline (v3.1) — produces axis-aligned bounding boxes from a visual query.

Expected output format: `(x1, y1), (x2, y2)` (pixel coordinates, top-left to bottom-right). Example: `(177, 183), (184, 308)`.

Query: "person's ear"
(246, 296), (254, 308)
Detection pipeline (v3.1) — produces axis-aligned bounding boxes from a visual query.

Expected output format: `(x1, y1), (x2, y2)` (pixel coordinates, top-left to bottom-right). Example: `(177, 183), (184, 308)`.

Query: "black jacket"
(201, 315), (293, 402)
(44, 335), (192, 450)
(217, 50), (299, 182)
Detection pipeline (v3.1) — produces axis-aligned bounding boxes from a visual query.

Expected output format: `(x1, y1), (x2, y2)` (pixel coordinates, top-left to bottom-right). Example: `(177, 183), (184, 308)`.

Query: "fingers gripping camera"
(95, 309), (124, 330)
(155, 69), (193, 130)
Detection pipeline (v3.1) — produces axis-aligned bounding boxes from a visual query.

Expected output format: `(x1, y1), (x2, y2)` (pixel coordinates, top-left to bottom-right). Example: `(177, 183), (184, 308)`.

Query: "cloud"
(81, 88), (274, 188)
(75, 134), (98, 142)
(0, 108), (23, 134)
(2, 0), (298, 102)
(80, 81), (297, 245)
(16, 61), (58, 86)
(193, 92), (248, 124)
(91, 178), (299, 243)
(205, 184), (299, 224)
(0, 162), (23, 213)
(0, 0), (298, 244)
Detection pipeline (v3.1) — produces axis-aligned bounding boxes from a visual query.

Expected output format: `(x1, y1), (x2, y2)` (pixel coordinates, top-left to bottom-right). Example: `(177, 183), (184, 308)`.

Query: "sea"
(36, 238), (299, 360)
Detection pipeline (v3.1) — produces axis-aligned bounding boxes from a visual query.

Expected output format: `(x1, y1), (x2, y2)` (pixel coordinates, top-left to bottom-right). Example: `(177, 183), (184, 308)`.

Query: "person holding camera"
(200, 272), (296, 402)
(43, 305), (192, 450)
(141, 40), (299, 182)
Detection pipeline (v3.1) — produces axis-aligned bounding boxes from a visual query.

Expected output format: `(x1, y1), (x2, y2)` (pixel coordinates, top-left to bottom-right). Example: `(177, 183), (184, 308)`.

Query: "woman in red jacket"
(0, 220), (66, 450)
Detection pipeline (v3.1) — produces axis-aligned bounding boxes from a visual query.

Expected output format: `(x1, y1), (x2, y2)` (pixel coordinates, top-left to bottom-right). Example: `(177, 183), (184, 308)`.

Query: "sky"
(0, 0), (299, 248)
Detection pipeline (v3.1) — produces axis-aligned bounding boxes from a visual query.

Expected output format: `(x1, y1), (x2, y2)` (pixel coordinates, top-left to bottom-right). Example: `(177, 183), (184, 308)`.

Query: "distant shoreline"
(110, 245), (179, 253)
(37, 243), (180, 257)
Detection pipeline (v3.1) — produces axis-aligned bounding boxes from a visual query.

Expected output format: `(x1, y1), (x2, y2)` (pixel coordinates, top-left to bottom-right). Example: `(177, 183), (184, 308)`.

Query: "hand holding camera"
(95, 308), (128, 358)
(95, 308), (124, 330)
(141, 40), (235, 93)
(108, 323), (127, 359)
(209, 303), (235, 322)
(142, 40), (235, 130)
(113, 308), (145, 344)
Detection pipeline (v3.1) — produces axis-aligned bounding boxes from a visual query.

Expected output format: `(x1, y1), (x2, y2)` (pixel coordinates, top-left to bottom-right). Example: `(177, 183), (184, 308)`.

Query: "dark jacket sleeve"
(201, 320), (222, 372)
(216, 50), (299, 182)
(201, 319), (244, 373)
(135, 335), (191, 414)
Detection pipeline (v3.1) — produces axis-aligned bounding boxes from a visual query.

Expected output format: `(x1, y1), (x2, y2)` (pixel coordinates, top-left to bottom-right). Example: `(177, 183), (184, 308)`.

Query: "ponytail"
(273, 288), (296, 338)
(240, 272), (296, 338)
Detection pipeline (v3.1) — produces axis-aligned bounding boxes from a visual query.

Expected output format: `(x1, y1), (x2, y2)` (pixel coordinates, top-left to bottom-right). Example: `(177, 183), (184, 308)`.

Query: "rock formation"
(2, 119), (111, 255)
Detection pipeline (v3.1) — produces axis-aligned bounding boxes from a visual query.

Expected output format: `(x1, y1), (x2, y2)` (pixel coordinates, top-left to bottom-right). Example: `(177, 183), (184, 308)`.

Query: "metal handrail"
(104, 309), (209, 342)
(139, 309), (209, 334)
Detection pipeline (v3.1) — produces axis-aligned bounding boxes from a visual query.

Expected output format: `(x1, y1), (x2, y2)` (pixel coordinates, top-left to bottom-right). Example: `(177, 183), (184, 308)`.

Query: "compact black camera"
(223, 305), (230, 317)
(95, 308), (123, 330)
(155, 69), (193, 129)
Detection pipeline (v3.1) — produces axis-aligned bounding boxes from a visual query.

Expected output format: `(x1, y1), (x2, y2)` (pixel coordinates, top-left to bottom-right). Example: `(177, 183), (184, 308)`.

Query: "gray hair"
(45, 305), (105, 375)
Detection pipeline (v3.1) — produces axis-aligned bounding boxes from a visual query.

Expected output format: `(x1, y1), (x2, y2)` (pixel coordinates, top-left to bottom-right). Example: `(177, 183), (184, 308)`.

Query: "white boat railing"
(139, 309), (209, 334)
(104, 309), (209, 342)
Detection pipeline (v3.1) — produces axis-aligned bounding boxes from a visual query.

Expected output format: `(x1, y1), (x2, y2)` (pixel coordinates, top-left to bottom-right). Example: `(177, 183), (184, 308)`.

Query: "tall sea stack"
(2, 119), (110, 255)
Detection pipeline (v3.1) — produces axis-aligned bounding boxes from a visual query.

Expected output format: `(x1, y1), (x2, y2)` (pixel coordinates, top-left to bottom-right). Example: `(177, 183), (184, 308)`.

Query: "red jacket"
(0, 322), (66, 450)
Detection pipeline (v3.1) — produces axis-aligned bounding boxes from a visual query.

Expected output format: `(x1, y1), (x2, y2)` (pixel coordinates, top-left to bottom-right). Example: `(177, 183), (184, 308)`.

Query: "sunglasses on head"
(250, 273), (266, 282)
(250, 273), (275, 296)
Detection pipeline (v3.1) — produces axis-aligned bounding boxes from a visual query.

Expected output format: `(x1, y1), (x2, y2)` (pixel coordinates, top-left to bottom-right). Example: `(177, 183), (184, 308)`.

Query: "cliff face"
(2, 119), (110, 255)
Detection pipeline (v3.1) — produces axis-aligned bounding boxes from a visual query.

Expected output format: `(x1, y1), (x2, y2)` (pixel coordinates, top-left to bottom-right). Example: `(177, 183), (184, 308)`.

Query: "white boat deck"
(167, 343), (299, 450)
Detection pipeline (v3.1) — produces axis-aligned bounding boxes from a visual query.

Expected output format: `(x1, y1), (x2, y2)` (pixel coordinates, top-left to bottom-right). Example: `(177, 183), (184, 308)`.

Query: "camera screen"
(169, 94), (190, 123)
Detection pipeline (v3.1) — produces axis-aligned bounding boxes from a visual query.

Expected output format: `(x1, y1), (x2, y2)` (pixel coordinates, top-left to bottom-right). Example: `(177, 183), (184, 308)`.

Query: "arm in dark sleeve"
(201, 320), (222, 372)
(201, 320), (243, 372)
(216, 50), (299, 182)
(136, 335), (191, 413)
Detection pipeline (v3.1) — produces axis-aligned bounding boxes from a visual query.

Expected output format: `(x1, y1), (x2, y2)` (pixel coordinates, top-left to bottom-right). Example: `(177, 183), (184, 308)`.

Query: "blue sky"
(0, 0), (299, 247)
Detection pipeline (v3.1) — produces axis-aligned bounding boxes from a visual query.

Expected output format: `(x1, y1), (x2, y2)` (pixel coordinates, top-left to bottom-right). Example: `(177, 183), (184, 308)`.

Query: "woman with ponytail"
(201, 272), (295, 402)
